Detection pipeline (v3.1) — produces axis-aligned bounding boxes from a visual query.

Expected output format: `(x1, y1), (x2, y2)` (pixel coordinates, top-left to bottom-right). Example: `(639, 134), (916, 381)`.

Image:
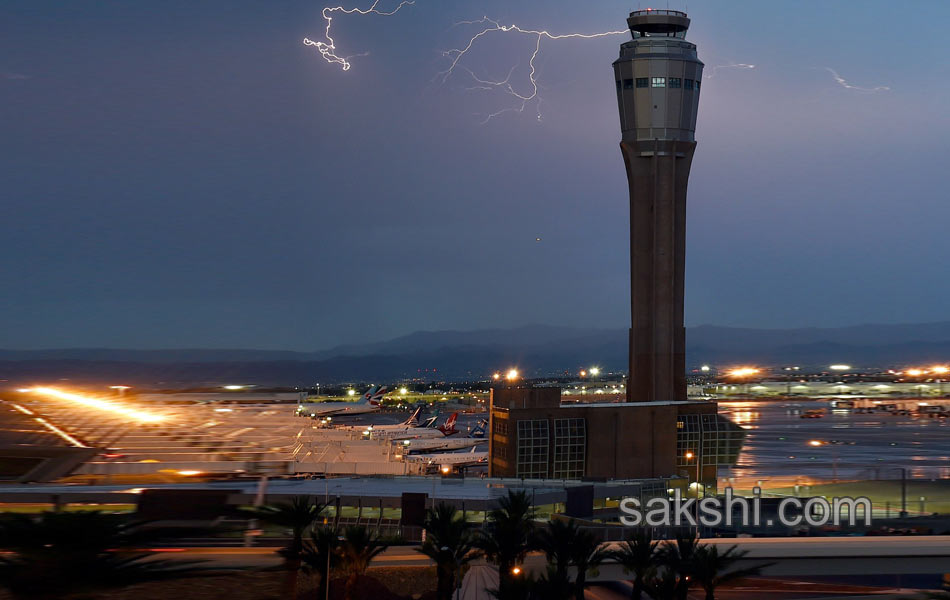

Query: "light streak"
(34, 417), (87, 448)
(303, 1), (415, 71)
(705, 63), (755, 78)
(438, 17), (627, 123)
(825, 67), (889, 92)
(25, 387), (166, 423)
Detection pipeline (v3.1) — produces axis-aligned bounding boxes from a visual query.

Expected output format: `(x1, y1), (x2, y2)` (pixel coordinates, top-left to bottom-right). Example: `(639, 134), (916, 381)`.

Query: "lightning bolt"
(825, 67), (890, 92)
(437, 17), (627, 124)
(705, 63), (756, 78)
(303, 1), (415, 71)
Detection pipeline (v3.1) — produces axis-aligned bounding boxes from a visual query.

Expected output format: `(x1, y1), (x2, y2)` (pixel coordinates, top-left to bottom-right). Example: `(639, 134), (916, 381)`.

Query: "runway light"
(728, 368), (760, 378)
(25, 387), (165, 423)
(506, 369), (519, 381)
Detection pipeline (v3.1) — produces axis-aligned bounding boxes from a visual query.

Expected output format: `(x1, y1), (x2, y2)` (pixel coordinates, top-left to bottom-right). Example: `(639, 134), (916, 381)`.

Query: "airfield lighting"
(223, 385), (246, 390)
(589, 367), (601, 377)
(700, 365), (710, 372)
(808, 440), (824, 447)
(579, 369), (587, 377)
(727, 368), (760, 378)
(25, 387), (165, 423)
(399, 388), (408, 394)
(177, 470), (202, 476)
(906, 369), (925, 377)
(347, 389), (356, 396)
(932, 366), (949, 375)
(440, 465), (451, 475)
(506, 369), (520, 381)
(829, 365), (851, 371)
(492, 372), (501, 380)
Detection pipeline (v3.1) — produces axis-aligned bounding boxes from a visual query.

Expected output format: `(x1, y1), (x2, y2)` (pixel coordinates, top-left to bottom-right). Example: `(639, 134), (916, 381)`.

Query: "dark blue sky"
(2, 1), (948, 351)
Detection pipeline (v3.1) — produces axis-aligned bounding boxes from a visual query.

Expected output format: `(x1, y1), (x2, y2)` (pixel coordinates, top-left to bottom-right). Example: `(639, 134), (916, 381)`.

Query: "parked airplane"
(371, 413), (459, 440)
(405, 445), (488, 468)
(295, 386), (387, 418)
(339, 406), (423, 433)
(402, 422), (487, 453)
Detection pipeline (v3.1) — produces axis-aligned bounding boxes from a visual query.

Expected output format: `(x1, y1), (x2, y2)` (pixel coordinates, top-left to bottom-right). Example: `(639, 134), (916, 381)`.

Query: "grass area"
(755, 480), (950, 514)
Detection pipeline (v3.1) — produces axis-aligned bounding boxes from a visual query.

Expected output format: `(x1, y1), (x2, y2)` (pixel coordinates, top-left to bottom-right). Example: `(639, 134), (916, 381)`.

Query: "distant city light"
(700, 365), (710, 372)
(109, 385), (131, 390)
(932, 366), (950, 375)
(829, 365), (851, 371)
(492, 372), (501, 380)
(728, 368), (760, 378)
(506, 369), (520, 381)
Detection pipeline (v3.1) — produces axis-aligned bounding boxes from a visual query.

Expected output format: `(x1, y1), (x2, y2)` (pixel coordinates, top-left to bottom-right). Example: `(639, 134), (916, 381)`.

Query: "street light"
(505, 369), (519, 382)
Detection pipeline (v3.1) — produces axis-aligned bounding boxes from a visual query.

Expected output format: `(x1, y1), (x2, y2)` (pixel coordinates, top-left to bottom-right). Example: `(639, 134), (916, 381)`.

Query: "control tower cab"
(613, 9), (703, 143)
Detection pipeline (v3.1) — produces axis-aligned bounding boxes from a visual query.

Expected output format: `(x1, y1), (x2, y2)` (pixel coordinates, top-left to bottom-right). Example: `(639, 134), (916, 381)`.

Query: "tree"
(476, 490), (536, 599)
(418, 503), (480, 600)
(612, 530), (660, 600)
(690, 544), (770, 600)
(337, 525), (389, 600)
(0, 511), (206, 600)
(243, 496), (326, 599)
(568, 526), (610, 600)
(300, 527), (342, 600)
(658, 535), (700, 600)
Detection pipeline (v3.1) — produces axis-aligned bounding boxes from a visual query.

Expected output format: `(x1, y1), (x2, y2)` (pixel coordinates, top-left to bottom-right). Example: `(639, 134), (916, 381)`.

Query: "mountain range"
(4, 322), (950, 385)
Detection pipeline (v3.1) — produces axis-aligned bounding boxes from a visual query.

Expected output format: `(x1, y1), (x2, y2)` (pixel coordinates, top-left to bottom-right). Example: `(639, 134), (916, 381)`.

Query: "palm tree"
(0, 511), (207, 600)
(300, 526), (341, 600)
(658, 535), (700, 600)
(644, 566), (681, 600)
(243, 496), (326, 599)
(612, 530), (660, 600)
(690, 544), (771, 600)
(337, 525), (389, 600)
(476, 490), (536, 598)
(568, 527), (610, 600)
(418, 503), (480, 600)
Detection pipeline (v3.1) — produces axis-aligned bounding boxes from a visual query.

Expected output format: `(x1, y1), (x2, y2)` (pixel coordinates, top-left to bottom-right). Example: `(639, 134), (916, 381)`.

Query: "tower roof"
(627, 9), (690, 37)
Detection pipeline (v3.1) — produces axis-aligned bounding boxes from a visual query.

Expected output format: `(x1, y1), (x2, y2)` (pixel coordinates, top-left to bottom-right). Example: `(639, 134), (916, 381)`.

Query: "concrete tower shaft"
(613, 10), (703, 404)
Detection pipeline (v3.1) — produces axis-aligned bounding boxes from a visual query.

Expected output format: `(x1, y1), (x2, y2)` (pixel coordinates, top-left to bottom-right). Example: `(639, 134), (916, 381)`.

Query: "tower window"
(669, 78), (682, 89)
(684, 79), (694, 90)
(651, 77), (666, 88)
(635, 78), (648, 88)
(623, 79), (634, 90)
(695, 80), (701, 90)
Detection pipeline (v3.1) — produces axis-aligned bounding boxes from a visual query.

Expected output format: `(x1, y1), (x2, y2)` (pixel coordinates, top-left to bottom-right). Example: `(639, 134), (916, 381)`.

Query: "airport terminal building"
(488, 386), (744, 487)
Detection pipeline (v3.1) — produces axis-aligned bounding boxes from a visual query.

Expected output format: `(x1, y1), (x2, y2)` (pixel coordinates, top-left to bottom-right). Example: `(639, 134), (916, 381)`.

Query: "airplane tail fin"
(359, 386), (387, 407)
(438, 412), (459, 436)
(402, 406), (422, 426)
(470, 420), (487, 438)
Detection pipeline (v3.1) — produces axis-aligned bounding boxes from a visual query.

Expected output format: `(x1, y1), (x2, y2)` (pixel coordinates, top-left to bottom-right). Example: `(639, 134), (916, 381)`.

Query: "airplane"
(338, 406), (423, 433)
(369, 413), (459, 440)
(295, 386), (387, 418)
(404, 445), (488, 468)
(401, 421), (487, 453)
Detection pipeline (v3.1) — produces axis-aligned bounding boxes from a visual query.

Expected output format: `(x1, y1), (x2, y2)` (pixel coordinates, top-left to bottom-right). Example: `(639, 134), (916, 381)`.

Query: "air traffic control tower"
(614, 9), (702, 404)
